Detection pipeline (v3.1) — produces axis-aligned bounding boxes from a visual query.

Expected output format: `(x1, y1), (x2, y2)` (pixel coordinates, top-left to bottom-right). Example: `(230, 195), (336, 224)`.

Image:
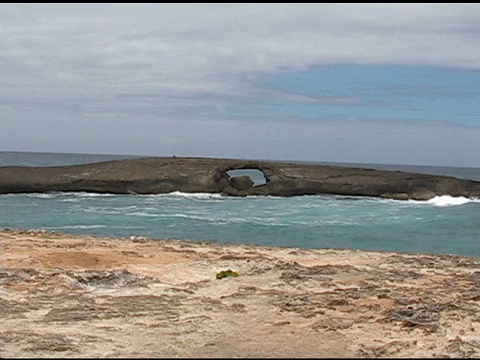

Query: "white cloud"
(1, 3), (479, 103)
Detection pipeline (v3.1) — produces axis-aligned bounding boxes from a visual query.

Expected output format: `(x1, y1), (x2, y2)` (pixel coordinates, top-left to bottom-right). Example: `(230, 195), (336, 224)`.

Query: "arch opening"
(226, 168), (267, 188)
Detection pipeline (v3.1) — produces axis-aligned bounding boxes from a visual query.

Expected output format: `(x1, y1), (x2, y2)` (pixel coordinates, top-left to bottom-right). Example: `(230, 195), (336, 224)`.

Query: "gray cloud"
(3, 110), (478, 167)
(1, 4), (479, 166)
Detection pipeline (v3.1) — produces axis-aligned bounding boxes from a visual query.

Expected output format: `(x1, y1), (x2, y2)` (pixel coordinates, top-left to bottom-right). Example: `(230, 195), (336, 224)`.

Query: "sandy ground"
(1, 228), (479, 358)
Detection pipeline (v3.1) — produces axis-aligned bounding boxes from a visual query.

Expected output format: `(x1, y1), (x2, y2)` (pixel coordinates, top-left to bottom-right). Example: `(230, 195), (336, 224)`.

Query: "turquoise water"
(1, 151), (479, 257)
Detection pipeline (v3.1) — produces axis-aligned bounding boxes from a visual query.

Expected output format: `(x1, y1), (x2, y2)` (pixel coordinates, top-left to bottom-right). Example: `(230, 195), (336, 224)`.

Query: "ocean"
(1, 151), (479, 257)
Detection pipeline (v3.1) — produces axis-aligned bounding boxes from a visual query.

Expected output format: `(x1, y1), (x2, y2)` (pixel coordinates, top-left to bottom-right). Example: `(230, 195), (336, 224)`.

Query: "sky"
(1, 3), (479, 167)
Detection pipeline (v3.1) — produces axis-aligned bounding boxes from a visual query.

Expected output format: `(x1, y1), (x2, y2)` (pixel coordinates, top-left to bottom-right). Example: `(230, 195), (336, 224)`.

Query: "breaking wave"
(410, 195), (480, 207)
(163, 191), (224, 200)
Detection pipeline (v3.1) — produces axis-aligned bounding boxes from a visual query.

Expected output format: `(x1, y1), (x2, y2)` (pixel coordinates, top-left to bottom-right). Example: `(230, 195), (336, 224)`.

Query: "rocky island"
(1, 157), (479, 200)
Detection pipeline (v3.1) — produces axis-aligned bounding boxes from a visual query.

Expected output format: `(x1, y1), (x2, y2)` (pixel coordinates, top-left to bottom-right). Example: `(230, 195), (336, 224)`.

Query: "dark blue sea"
(1, 151), (479, 257)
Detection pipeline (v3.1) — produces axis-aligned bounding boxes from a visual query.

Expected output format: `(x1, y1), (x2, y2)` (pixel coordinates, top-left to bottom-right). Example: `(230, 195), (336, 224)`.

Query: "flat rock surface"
(1, 157), (479, 199)
(1, 228), (480, 358)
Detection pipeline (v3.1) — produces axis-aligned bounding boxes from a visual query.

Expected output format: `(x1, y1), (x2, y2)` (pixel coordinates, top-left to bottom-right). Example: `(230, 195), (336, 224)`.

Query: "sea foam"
(166, 191), (224, 200)
(24, 193), (62, 199)
(49, 225), (107, 230)
(426, 195), (479, 207)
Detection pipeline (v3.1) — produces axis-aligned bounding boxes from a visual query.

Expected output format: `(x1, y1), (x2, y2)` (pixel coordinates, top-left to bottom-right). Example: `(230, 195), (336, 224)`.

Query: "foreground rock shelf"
(1, 157), (479, 200)
(1, 229), (479, 358)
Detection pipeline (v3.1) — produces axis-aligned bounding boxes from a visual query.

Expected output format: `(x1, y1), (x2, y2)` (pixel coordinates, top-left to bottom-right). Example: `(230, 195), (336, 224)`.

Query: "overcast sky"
(1, 3), (479, 167)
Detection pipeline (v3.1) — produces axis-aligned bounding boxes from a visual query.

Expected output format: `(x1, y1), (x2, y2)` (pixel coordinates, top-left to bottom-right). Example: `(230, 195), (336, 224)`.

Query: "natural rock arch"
(226, 168), (268, 188)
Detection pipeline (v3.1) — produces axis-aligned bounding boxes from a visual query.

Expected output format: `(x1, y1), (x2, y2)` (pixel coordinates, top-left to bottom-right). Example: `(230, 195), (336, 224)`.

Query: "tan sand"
(1, 228), (479, 358)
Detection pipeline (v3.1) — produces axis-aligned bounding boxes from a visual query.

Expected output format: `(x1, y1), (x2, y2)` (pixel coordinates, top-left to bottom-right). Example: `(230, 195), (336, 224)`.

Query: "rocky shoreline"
(1, 228), (479, 358)
(1, 157), (480, 200)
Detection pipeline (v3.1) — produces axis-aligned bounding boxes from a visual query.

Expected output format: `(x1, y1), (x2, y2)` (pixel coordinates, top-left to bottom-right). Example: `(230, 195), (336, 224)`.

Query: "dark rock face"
(1, 157), (479, 200)
(229, 176), (254, 191)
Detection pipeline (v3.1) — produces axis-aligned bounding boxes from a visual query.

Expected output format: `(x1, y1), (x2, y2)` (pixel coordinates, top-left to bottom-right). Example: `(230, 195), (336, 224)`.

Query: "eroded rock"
(229, 175), (254, 190)
(1, 157), (479, 200)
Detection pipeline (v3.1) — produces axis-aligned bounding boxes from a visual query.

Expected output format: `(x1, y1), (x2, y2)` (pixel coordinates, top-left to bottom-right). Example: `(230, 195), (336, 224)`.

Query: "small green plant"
(216, 269), (239, 280)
